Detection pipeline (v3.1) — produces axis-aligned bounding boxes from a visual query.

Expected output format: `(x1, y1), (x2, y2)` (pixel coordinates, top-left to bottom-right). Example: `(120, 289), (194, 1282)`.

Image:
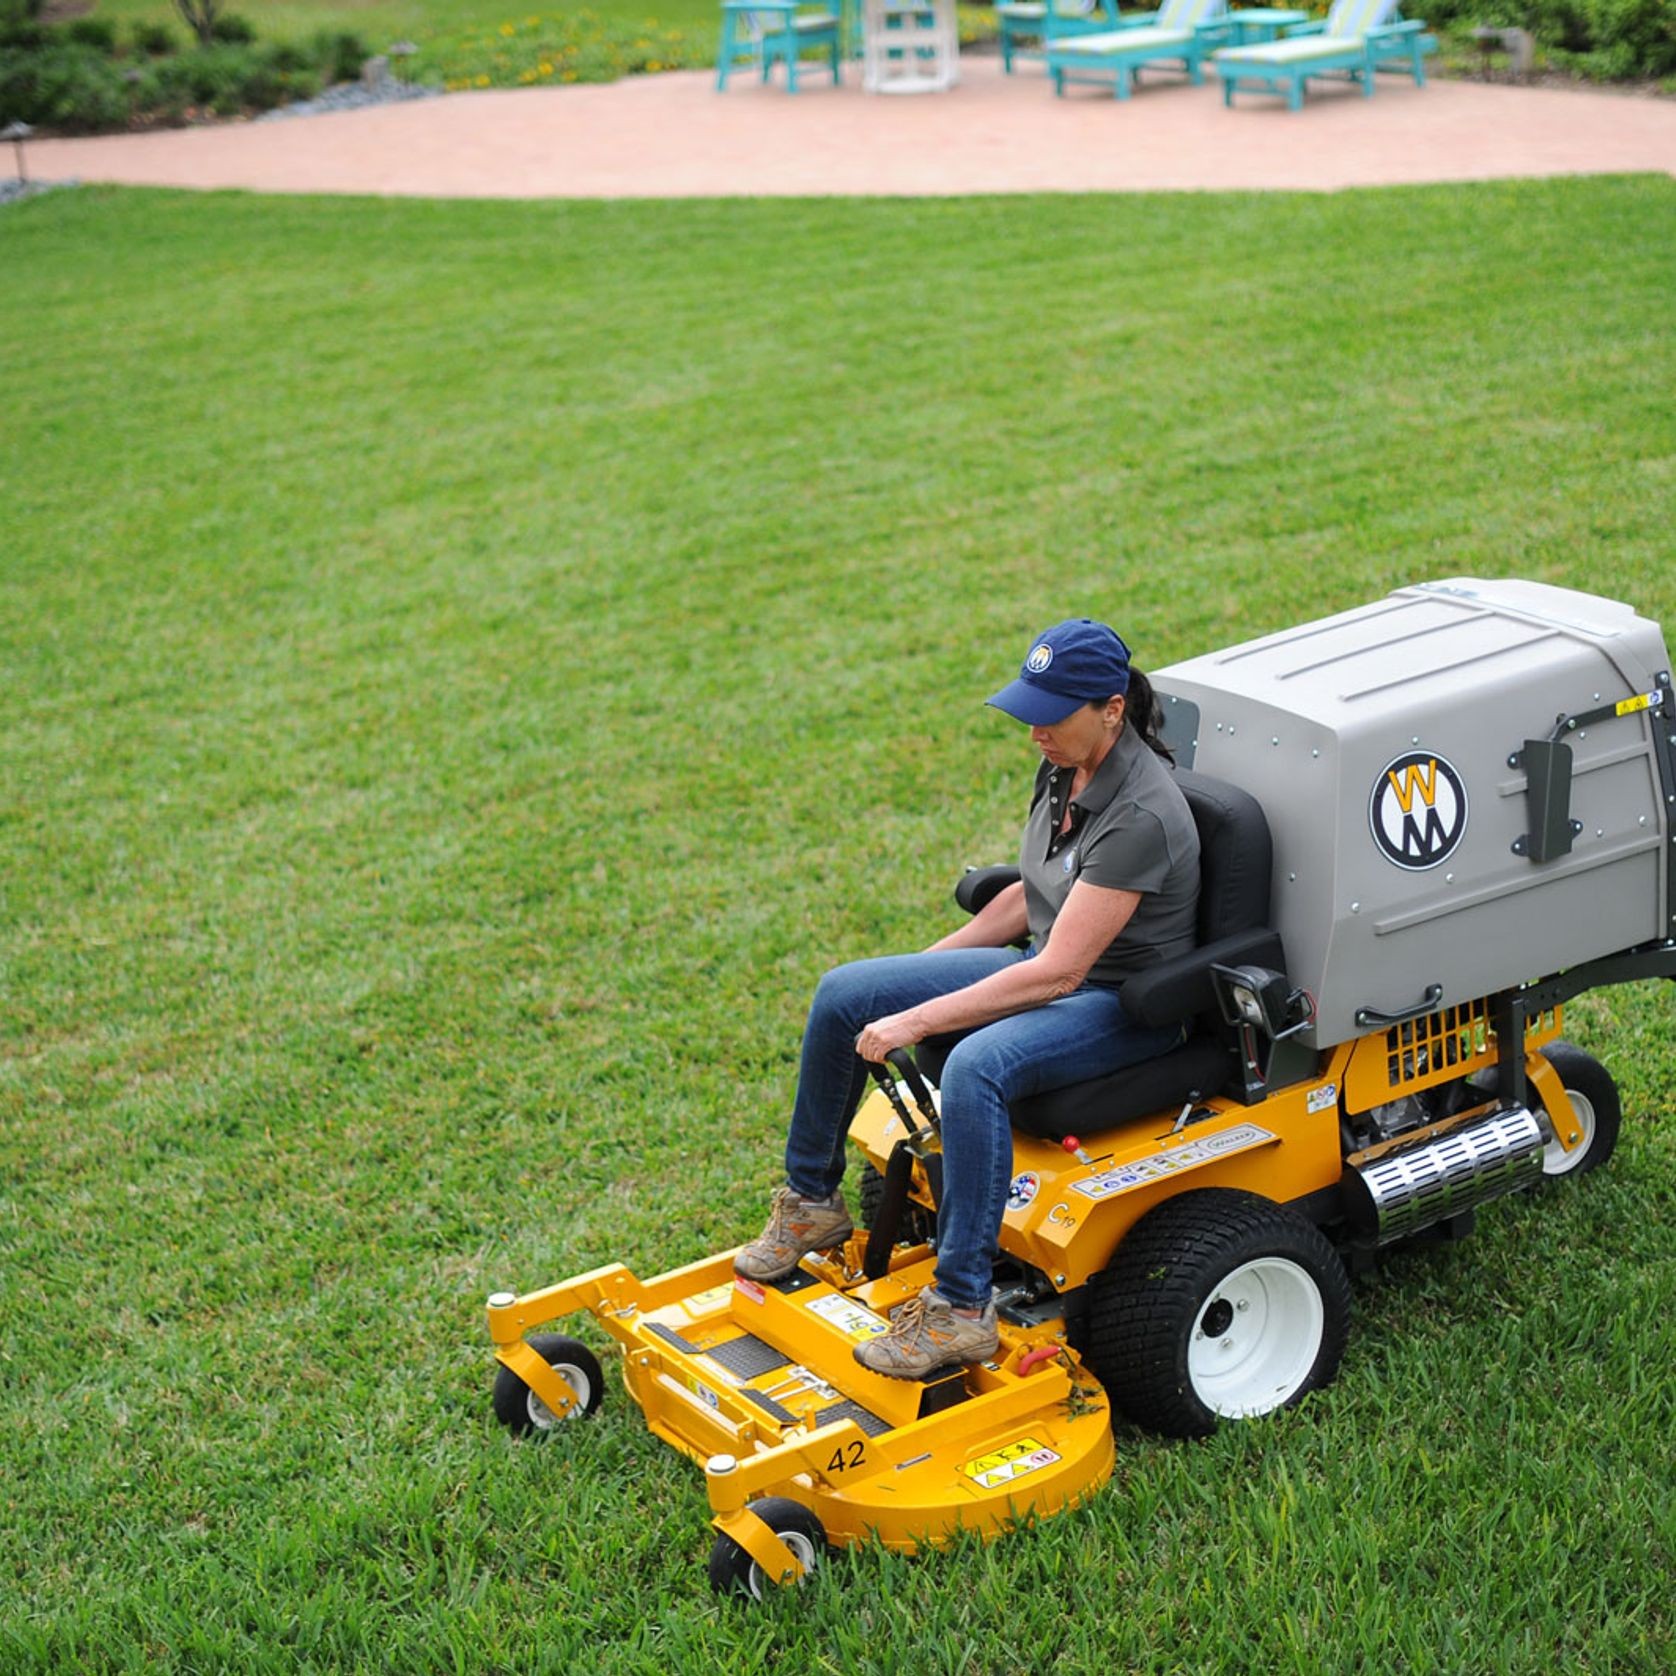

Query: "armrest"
(1283, 18), (1327, 33)
(954, 865), (1021, 917)
(1113, 9), (1163, 26)
(1367, 19), (1424, 35)
(1121, 928), (1287, 1029)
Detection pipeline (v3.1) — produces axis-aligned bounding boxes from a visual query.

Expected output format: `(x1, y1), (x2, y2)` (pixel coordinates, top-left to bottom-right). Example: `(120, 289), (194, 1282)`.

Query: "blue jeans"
(784, 948), (1184, 1309)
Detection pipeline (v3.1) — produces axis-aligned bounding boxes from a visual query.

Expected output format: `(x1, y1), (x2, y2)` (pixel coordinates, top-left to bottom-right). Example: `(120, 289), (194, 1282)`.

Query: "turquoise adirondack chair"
(716, 0), (843, 90)
(996, 0), (1120, 73)
(1211, 0), (1436, 109)
(1045, 0), (1233, 98)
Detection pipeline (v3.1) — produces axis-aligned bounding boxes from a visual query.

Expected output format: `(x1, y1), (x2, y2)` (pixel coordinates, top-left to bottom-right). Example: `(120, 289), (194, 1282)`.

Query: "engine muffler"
(1344, 1104), (1547, 1244)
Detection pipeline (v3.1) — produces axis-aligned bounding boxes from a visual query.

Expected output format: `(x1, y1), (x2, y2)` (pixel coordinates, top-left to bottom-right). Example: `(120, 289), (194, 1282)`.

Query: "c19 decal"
(1370, 751), (1468, 871)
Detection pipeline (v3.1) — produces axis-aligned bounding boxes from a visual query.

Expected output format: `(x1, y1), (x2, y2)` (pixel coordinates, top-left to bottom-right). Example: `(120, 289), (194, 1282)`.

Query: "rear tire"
(1082, 1188), (1351, 1440)
(708, 1498), (827, 1599)
(857, 1161), (935, 1247)
(1536, 1041), (1621, 1178)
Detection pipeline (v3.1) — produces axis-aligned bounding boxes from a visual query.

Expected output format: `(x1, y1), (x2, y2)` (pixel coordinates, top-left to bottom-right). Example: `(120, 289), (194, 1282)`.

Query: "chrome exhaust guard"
(1345, 1105), (1547, 1244)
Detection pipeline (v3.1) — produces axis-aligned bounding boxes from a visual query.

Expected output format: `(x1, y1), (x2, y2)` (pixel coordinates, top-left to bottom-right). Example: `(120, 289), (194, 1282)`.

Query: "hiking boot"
(852, 1287), (999, 1380)
(734, 1185), (854, 1282)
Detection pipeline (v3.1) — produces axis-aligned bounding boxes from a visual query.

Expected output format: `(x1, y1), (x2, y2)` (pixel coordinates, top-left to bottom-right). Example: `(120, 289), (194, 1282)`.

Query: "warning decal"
(806, 1293), (891, 1341)
(1071, 1123), (1277, 1201)
(962, 1437), (1062, 1491)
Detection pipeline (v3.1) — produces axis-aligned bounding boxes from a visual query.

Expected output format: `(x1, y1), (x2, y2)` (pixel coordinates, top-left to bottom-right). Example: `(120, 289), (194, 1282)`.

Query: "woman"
(737, 619), (1201, 1379)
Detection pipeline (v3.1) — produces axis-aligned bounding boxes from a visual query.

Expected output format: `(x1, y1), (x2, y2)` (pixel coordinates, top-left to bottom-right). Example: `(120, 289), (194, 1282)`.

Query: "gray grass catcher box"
(1154, 579), (1674, 1047)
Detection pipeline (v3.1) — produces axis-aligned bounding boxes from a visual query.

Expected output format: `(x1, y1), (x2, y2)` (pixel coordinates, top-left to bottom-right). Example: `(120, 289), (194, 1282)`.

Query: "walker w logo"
(1369, 751), (1468, 870)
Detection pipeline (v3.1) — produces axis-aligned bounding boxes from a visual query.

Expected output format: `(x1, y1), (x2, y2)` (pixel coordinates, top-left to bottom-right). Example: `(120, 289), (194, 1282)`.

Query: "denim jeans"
(784, 948), (1184, 1309)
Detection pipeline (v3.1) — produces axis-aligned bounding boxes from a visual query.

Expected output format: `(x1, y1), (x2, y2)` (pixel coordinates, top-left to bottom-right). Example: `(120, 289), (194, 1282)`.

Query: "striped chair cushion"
(1058, 23), (1191, 49)
(1323, 0), (1400, 38)
(1214, 32), (1366, 60)
(1156, 0), (1226, 29)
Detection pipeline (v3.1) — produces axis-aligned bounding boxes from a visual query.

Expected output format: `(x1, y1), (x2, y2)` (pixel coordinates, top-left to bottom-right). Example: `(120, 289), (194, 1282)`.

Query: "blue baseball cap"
(986, 619), (1132, 726)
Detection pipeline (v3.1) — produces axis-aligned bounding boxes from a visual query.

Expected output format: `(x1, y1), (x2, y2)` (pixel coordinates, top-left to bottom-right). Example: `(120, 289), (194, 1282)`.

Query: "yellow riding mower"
(485, 578), (1674, 1596)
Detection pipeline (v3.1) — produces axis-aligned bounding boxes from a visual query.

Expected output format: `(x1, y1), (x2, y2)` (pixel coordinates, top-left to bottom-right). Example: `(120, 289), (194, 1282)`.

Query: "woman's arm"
(924, 880), (1029, 952)
(856, 880), (1142, 1062)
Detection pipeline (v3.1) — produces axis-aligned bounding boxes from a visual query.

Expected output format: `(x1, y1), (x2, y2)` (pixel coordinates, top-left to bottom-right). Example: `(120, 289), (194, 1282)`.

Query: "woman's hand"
(855, 1009), (927, 1063)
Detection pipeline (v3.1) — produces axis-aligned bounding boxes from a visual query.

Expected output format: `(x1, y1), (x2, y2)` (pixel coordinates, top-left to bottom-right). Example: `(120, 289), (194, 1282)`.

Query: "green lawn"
(3, 179), (1674, 1672)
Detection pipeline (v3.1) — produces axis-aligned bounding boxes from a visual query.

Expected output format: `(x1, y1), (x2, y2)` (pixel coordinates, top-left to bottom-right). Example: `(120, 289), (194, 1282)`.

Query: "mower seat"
(917, 768), (1284, 1140)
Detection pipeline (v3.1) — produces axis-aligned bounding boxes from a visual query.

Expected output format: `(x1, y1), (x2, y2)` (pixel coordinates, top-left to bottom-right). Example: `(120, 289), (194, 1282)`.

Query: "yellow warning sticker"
(1616, 692), (1656, 717)
(961, 1436), (1063, 1490)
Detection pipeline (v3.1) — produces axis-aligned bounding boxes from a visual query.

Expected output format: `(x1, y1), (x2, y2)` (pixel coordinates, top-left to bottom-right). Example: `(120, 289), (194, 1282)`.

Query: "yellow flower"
(475, 72), (491, 84)
(499, 21), (515, 35)
(539, 59), (554, 72)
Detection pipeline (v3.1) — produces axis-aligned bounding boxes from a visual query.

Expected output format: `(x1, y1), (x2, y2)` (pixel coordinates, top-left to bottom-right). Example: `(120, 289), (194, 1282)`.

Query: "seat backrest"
(1156, 0), (1225, 30)
(1324, 0), (1399, 37)
(1174, 768), (1273, 946)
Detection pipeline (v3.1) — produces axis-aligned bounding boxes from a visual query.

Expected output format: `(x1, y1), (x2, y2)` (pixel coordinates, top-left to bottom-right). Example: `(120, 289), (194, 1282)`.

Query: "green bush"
(130, 20), (178, 55)
(208, 11), (256, 45)
(0, 42), (132, 131)
(1429, 0), (1676, 76)
(64, 16), (117, 50)
(304, 27), (370, 84)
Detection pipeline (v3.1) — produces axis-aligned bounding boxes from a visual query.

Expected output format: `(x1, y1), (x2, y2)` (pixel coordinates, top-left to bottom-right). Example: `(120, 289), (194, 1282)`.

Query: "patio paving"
(29, 56), (1676, 198)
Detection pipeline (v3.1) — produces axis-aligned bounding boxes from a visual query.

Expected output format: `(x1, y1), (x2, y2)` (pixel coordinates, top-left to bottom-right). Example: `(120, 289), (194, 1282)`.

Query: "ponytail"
(1124, 669), (1174, 763)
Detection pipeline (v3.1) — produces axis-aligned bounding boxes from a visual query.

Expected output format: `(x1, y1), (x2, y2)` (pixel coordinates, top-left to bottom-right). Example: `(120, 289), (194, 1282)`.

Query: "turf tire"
(1536, 1040), (1621, 1179)
(857, 1161), (936, 1248)
(492, 1334), (604, 1436)
(1082, 1188), (1351, 1441)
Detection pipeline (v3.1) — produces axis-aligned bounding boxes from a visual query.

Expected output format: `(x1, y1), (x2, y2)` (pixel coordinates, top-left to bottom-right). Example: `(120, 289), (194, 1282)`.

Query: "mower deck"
(488, 1238), (1114, 1563)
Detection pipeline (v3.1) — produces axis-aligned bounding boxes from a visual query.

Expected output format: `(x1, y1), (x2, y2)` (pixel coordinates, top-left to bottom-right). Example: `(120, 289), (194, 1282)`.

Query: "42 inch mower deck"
(487, 1224), (1115, 1597)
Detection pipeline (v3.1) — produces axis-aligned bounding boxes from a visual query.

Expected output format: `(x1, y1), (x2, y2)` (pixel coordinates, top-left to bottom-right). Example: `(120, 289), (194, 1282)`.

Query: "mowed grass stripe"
(1, 180), (1673, 1672)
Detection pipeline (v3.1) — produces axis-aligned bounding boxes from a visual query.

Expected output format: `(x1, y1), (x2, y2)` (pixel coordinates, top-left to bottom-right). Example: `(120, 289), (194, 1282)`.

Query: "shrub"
(209, 11), (256, 44)
(64, 16), (117, 49)
(1429, 0), (1676, 75)
(130, 20), (178, 55)
(0, 42), (132, 131)
(304, 27), (369, 84)
(0, 16), (48, 49)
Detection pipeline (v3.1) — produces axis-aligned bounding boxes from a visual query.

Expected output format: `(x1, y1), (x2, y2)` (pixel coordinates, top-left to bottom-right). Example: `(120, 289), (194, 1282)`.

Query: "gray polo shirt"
(1018, 724), (1200, 987)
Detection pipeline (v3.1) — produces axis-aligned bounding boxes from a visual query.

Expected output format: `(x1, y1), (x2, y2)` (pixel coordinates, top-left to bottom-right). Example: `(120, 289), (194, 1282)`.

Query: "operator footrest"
(815, 1398), (893, 1438)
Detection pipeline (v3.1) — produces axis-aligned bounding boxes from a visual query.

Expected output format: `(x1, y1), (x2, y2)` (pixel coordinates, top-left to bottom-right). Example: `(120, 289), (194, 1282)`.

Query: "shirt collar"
(1049, 724), (1143, 816)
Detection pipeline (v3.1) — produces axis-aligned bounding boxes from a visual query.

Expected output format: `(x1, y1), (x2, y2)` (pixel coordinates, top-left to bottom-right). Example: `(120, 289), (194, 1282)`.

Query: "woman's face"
(1029, 695), (1126, 768)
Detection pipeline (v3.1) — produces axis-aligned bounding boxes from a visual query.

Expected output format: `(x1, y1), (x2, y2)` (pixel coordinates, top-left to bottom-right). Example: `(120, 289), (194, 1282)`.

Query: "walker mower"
(486, 578), (1674, 1596)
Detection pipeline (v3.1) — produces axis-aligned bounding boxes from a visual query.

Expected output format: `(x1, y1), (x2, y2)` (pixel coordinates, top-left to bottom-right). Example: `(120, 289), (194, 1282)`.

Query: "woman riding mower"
(736, 618), (1201, 1378)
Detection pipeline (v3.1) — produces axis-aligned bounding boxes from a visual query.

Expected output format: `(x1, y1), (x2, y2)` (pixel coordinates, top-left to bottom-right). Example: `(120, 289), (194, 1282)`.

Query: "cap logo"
(1026, 644), (1054, 674)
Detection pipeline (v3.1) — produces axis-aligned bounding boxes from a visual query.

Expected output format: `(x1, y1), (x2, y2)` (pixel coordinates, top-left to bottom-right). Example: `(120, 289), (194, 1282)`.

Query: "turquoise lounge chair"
(1211, 0), (1435, 109)
(1045, 0), (1232, 99)
(997, 0), (1120, 73)
(716, 0), (843, 91)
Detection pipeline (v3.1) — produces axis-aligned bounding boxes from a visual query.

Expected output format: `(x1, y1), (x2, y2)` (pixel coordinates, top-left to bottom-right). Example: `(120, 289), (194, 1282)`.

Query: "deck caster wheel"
(1537, 1041), (1621, 1179)
(708, 1498), (827, 1599)
(492, 1334), (604, 1436)
(1082, 1188), (1351, 1440)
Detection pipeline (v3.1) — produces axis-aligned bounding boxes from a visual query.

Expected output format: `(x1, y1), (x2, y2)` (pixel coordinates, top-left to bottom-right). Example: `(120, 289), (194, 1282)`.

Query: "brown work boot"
(734, 1185), (854, 1282)
(852, 1287), (999, 1380)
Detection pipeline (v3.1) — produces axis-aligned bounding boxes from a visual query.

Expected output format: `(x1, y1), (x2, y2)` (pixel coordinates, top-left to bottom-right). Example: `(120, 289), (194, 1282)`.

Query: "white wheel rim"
(746, 1530), (818, 1598)
(1188, 1257), (1324, 1419)
(526, 1362), (591, 1429)
(1542, 1087), (1596, 1176)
